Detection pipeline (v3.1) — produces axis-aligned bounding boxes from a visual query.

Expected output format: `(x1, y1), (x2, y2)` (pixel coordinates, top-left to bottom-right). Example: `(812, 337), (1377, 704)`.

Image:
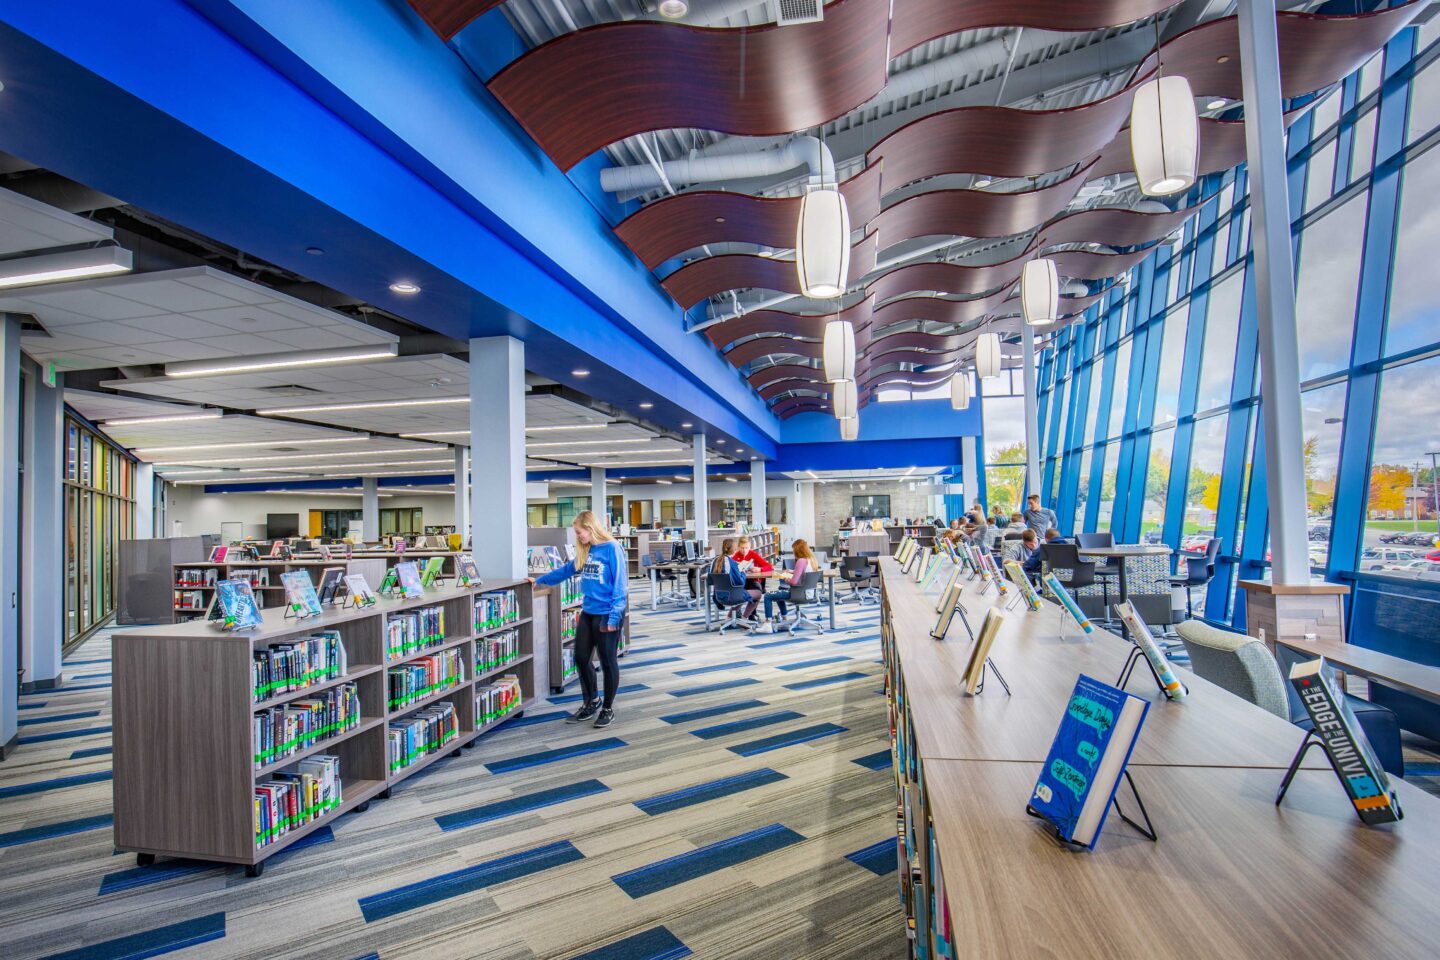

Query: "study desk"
(1276, 634), (1440, 706)
(879, 556), (1440, 958)
(700, 567), (840, 631)
(645, 560), (707, 611)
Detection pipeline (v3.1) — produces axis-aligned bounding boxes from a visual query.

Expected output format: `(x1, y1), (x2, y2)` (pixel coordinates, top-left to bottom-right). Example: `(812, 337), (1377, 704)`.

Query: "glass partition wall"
(1035, 26), (1440, 625)
(64, 413), (136, 647)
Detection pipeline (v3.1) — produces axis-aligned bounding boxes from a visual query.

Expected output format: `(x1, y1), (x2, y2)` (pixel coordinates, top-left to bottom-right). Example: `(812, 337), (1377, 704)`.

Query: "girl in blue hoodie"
(531, 511), (628, 728)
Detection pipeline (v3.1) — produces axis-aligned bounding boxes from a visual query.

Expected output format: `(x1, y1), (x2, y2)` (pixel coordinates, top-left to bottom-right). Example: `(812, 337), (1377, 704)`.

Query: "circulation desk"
(878, 557), (1440, 959)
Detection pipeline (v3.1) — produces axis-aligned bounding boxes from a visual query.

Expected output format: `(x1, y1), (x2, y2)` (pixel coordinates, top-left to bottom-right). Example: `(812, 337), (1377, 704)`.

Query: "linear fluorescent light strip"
(163, 344), (399, 379)
(136, 436), (372, 455)
(153, 448), (451, 467)
(237, 458), (453, 473)
(0, 246), (133, 289)
(526, 438), (653, 449)
(103, 410), (223, 427)
(171, 475), (301, 485)
(525, 423), (609, 432)
(258, 397), (468, 415)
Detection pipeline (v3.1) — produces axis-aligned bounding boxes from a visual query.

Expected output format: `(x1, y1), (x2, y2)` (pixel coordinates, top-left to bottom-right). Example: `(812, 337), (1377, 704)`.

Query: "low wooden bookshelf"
(113, 577), (534, 877)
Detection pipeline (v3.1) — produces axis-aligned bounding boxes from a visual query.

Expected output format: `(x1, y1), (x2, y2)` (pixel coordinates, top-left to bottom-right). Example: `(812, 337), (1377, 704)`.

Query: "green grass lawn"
(1364, 520), (1440, 533)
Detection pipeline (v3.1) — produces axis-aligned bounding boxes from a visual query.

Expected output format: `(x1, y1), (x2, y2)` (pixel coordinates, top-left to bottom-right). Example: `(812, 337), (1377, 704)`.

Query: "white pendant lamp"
(1131, 74), (1198, 197)
(1020, 258), (1059, 326)
(796, 187), (851, 299)
(839, 417), (859, 441)
(950, 372), (972, 410)
(833, 379), (858, 420)
(975, 332), (1002, 379)
(823, 318), (856, 383)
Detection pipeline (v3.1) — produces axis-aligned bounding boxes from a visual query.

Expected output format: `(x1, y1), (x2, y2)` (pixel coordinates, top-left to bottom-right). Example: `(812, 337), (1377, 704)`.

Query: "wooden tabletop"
(1077, 544), (1174, 557)
(924, 761), (1440, 959)
(1276, 635), (1440, 705)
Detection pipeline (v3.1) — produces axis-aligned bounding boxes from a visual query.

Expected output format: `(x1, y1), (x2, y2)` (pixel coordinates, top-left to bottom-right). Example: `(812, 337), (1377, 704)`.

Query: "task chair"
(1178, 620), (1404, 777)
(1075, 532), (1122, 625)
(709, 571), (758, 635)
(1039, 542), (1098, 616)
(778, 570), (826, 635)
(1169, 537), (1222, 620)
(839, 554), (879, 605)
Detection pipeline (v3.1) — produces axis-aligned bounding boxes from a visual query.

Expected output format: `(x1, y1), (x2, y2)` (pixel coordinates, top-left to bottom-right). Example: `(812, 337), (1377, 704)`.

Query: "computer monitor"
(671, 541), (688, 563)
(684, 539), (700, 561)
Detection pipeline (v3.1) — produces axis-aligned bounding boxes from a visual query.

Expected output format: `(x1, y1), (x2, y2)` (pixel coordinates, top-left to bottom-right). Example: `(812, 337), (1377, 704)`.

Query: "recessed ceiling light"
(750, 456), (757, 461)
(1216, 55), (1230, 64)
(104, 410), (223, 427)
(639, 401), (654, 409)
(974, 178), (993, 188)
(306, 247), (324, 256)
(1206, 98), (1227, 111)
(681, 422), (693, 428)
(735, 448), (744, 454)
(389, 281), (421, 294)
(572, 368), (590, 377)
(658, 0), (688, 18)
(714, 216), (726, 223)
(715, 439), (726, 444)
(656, 479), (673, 485)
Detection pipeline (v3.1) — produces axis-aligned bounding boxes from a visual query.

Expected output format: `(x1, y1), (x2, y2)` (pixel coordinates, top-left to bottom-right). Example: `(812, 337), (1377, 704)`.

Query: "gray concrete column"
(0, 316), (20, 756)
(750, 460), (767, 527)
(1238, 0), (1309, 583)
(469, 336), (526, 578)
(362, 477), (379, 542)
(1021, 326), (1041, 498)
(21, 362), (63, 690)
(691, 433), (708, 535)
(135, 462), (154, 539)
(591, 467), (607, 526)
(961, 436), (981, 515)
(453, 447), (469, 544)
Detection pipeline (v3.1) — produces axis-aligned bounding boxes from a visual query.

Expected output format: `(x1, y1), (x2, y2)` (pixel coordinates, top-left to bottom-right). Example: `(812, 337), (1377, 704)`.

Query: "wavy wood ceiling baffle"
(887, 0), (1186, 59)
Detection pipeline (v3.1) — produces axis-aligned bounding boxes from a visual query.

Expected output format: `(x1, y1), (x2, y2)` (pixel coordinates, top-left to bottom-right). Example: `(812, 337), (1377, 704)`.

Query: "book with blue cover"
(1028, 674), (1150, 848)
(212, 578), (264, 631)
(396, 561), (424, 599)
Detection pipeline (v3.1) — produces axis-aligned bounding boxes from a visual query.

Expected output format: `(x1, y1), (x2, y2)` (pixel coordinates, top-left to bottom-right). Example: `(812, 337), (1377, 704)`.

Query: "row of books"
(475, 590), (519, 632)
(175, 590), (210, 611)
(252, 630), (347, 704)
(477, 630), (520, 674)
(561, 607), (579, 643)
(387, 702), (458, 773)
(386, 649), (464, 711)
(253, 683), (360, 768)
(175, 567), (219, 588)
(561, 577), (582, 607)
(254, 755), (341, 849)
(476, 675), (522, 726)
(230, 569), (271, 588)
(386, 605), (446, 660)
(559, 646), (577, 682)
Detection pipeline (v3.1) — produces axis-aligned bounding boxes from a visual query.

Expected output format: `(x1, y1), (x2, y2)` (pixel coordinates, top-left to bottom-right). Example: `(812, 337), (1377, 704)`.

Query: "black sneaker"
(593, 708), (615, 729)
(567, 701), (600, 723)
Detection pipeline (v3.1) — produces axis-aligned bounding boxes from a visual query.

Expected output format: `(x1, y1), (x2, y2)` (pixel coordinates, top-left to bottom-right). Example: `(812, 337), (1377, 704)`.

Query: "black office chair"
(1040, 544), (1098, 616)
(709, 571), (758, 635)
(1075, 532), (1122, 623)
(839, 554), (879, 605)
(1168, 537), (1222, 620)
(779, 570), (826, 634)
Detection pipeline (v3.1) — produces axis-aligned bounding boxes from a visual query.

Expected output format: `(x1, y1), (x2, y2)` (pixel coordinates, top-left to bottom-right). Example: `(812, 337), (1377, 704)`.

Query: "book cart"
(113, 578), (534, 877)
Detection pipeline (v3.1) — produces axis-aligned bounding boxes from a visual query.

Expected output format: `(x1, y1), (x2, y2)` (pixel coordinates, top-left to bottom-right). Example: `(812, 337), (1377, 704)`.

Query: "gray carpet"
(0, 596), (904, 960)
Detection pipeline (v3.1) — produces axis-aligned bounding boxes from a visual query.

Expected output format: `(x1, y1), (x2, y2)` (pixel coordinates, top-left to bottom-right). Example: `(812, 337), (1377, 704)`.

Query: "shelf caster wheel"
(353, 801), (371, 813)
(462, 740), (476, 749)
(379, 787), (392, 800)
(245, 862), (265, 879)
(449, 748), (461, 758)
(136, 853), (155, 867)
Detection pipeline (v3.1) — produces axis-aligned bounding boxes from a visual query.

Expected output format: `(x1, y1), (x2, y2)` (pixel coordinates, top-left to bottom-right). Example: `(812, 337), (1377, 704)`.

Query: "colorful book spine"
(385, 605), (447, 660)
(254, 755), (341, 848)
(253, 683), (360, 767)
(474, 590), (519, 632)
(386, 648), (465, 710)
(476, 630), (521, 674)
(251, 631), (347, 703)
(1042, 573), (1094, 633)
(475, 675), (523, 725)
(386, 702), (458, 773)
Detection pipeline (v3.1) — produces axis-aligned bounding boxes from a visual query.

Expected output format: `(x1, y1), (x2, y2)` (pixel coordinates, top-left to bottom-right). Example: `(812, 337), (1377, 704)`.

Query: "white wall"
(167, 486), (454, 539)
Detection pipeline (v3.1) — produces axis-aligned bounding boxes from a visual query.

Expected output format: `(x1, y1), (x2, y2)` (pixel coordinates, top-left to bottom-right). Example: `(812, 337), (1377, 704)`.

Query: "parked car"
(1389, 559), (1440, 580)
(1403, 533), (1439, 547)
(1307, 521), (1330, 541)
(1360, 548), (1421, 570)
(1379, 531), (1411, 544)
(1180, 535), (1209, 553)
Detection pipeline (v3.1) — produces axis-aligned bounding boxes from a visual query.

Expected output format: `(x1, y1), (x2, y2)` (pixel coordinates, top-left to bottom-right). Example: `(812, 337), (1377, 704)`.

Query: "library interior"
(3, 1), (1440, 958)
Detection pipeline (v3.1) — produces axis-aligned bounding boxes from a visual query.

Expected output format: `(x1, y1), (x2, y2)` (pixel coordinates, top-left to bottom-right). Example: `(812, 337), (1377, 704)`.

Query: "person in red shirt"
(731, 535), (773, 575)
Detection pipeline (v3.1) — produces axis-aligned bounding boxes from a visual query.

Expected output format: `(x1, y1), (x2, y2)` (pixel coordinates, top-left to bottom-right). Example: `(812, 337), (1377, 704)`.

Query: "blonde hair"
(572, 510), (614, 568)
(791, 539), (815, 561)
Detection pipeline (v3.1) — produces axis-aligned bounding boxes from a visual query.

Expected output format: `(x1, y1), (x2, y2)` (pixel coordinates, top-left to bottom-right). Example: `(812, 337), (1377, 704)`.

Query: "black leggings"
(574, 611), (623, 709)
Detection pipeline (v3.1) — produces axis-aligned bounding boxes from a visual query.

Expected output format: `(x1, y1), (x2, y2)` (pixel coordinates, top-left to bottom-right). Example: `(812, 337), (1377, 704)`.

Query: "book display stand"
(1115, 645), (1190, 698)
(970, 657), (1011, 696)
(1025, 770), (1157, 845)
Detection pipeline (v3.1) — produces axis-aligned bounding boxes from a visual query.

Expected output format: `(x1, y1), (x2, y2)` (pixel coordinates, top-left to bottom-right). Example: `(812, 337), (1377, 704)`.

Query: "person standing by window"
(530, 511), (627, 729)
(1023, 493), (1059, 537)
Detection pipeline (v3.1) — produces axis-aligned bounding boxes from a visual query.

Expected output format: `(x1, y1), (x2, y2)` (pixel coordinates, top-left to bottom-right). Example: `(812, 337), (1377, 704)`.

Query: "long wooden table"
(879, 556), (1440, 958)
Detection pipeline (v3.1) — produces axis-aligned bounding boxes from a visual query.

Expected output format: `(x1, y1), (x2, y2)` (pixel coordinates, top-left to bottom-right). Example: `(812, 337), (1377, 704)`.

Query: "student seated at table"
(711, 537), (761, 621)
(732, 535), (773, 575)
(753, 539), (816, 633)
(1023, 527), (1069, 576)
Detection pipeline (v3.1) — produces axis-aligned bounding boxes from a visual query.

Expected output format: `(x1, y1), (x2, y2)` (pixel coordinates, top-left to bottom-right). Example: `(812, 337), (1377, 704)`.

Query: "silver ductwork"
(600, 135), (837, 193)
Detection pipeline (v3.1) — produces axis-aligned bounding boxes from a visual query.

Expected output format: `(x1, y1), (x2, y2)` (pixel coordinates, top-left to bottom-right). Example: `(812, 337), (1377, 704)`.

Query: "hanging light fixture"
(823, 318), (856, 383)
(796, 187), (851, 299)
(1130, 74), (1198, 196)
(833, 379), (858, 420)
(950, 372), (972, 410)
(975, 332), (1002, 379)
(1020, 258), (1059, 326)
(839, 417), (859, 441)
